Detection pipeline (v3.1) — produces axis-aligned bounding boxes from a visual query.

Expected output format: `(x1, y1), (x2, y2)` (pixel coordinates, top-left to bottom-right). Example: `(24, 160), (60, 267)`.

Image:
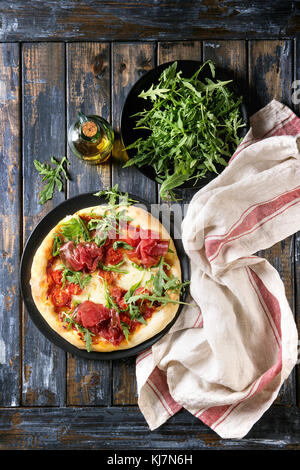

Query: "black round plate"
(19, 192), (189, 360)
(121, 59), (249, 192)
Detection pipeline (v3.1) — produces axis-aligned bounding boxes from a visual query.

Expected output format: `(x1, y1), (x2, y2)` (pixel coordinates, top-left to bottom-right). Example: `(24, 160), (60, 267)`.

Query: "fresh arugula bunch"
(34, 156), (69, 205)
(124, 61), (245, 200)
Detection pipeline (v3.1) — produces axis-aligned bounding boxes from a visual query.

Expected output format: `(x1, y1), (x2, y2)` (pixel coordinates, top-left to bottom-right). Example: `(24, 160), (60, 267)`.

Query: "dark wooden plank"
(157, 40), (203, 108)
(158, 41), (202, 63)
(0, 1), (299, 41)
(0, 43), (21, 406)
(203, 40), (247, 89)
(22, 43), (66, 406)
(249, 40), (293, 115)
(111, 42), (157, 405)
(249, 40), (296, 405)
(66, 42), (111, 406)
(0, 405), (300, 450)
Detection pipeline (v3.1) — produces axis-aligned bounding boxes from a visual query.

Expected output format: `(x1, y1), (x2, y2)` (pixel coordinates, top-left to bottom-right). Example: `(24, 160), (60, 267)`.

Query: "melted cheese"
(72, 274), (107, 305)
(115, 258), (154, 291)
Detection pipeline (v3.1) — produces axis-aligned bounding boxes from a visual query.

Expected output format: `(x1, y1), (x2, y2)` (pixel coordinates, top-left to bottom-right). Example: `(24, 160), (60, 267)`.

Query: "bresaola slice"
(60, 241), (104, 272)
(75, 300), (111, 329)
(75, 300), (124, 345)
(126, 228), (169, 267)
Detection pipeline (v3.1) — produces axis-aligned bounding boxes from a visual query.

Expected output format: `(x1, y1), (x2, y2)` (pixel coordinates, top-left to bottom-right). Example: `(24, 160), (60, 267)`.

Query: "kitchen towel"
(136, 99), (300, 439)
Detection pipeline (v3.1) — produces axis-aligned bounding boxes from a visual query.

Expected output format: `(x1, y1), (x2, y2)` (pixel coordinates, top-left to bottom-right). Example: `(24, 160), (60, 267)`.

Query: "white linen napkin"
(136, 99), (300, 438)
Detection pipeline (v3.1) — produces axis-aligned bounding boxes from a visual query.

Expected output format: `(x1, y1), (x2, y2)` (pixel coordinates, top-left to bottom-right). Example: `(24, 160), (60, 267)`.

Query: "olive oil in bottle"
(68, 112), (114, 164)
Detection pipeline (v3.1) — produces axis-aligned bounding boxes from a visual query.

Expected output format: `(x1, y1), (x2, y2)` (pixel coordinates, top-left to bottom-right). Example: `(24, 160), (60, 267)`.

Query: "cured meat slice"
(127, 229), (169, 267)
(75, 300), (111, 329)
(60, 241), (104, 272)
(75, 300), (125, 345)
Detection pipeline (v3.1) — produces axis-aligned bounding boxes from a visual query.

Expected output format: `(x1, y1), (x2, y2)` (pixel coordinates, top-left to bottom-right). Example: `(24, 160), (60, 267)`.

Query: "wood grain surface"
(1, 36), (300, 449)
(111, 42), (157, 405)
(66, 42), (111, 406)
(249, 40), (296, 405)
(0, 43), (20, 406)
(22, 42), (66, 406)
(1, 405), (300, 450)
(0, 1), (298, 41)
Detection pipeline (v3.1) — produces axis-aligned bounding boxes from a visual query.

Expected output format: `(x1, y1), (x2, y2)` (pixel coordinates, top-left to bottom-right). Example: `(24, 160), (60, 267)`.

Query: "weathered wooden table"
(1, 1), (300, 450)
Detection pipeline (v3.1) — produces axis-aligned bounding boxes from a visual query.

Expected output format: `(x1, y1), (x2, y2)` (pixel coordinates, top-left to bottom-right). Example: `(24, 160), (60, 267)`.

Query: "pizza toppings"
(60, 241), (104, 272)
(111, 286), (128, 311)
(52, 269), (63, 285)
(104, 245), (123, 265)
(49, 234), (178, 349)
(127, 234), (169, 268)
(42, 186), (188, 352)
(74, 300), (125, 346)
(51, 286), (71, 308)
(75, 300), (111, 329)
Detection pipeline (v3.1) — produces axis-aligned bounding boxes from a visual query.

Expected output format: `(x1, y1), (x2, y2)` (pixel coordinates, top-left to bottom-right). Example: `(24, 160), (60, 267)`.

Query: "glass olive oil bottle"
(68, 112), (114, 164)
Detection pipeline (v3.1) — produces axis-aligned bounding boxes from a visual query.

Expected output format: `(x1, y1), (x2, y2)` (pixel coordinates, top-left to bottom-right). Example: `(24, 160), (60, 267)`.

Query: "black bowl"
(19, 192), (189, 360)
(121, 60), (249, 192)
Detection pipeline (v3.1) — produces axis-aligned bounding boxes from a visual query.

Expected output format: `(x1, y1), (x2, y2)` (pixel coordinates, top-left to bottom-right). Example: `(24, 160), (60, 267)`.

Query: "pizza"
(30, 188), (187, 352)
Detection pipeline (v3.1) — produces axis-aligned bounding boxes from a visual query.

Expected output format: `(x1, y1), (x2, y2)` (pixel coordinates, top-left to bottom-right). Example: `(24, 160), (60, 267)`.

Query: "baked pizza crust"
(30, 205), (181, 352)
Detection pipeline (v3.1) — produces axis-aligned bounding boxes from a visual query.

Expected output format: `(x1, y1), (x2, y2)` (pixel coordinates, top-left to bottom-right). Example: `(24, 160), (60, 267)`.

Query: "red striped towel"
(136, 100), (300, 438)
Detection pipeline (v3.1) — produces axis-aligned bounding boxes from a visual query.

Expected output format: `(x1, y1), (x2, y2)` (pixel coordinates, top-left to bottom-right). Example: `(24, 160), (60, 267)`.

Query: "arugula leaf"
(112, 241), (133, 251)
(77, 217), (91, 241)
(122, 277), (148, 325)
(139, 84), (170, 101)
(91, 212), (118, 245)
(83, 329), (94, 353)
(61, 266), (92, 290)
(127, 293), (191, 307)
(123, 277), (143, 304)
(103, 279), (120, 311)
(34, 156), (69, 205)
(52, 233), (63, 257)
(150, 256), (189, 296)
(151, 256), (170, 296)
(131, 262), (146, 271)
(94, 184), (120, 206)
(99, 260), (128, 274)
(124, 261), (191, 309)
(120, 321), (130, 341)
(94, 184), (137, 208)
(61, 311), (94, 352)
(91, 187), (136, 247)
(123, 60), (245, 200)
(60, 217), (90, 243)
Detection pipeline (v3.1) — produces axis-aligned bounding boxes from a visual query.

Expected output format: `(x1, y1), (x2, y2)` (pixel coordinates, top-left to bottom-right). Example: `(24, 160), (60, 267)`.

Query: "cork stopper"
(81, 121), (98, 138)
